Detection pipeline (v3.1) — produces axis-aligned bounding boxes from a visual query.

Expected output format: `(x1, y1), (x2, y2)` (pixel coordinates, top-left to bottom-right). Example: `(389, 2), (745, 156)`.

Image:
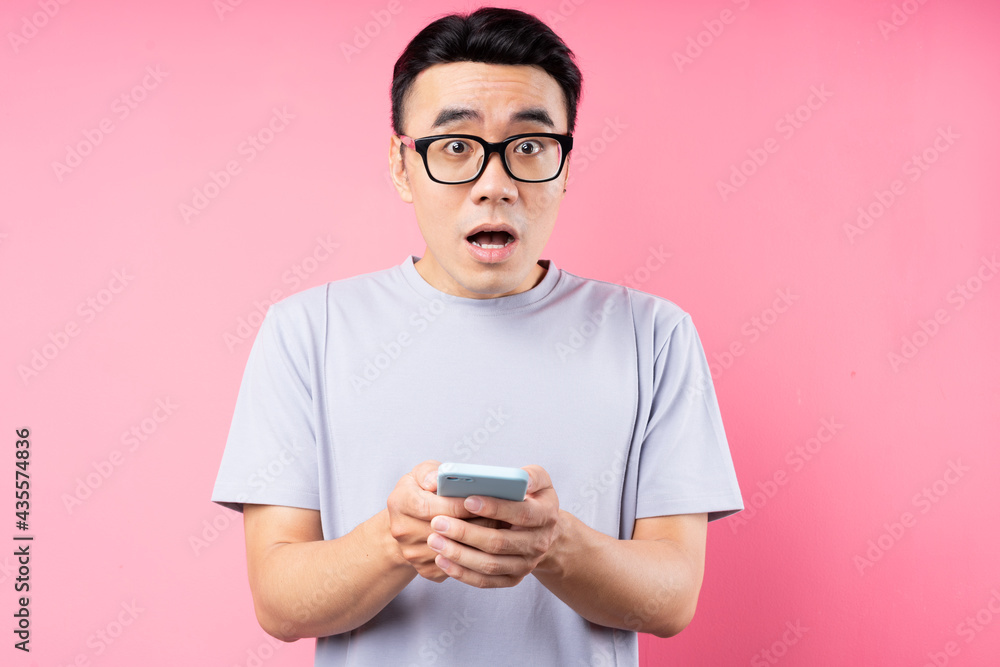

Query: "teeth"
(470, 237), (515, 249)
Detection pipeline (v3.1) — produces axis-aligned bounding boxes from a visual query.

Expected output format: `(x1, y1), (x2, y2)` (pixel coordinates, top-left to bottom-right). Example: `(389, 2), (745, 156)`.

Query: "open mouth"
(467, 230), (515, 248)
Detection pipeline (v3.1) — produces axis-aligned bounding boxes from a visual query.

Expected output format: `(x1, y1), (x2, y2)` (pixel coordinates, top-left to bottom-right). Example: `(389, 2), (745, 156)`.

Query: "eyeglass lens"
(426, 137), (563, 182)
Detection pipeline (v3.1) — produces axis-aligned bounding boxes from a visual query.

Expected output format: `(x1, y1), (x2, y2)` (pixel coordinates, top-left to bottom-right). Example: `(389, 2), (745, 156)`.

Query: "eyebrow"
(430, 106), (556, 131)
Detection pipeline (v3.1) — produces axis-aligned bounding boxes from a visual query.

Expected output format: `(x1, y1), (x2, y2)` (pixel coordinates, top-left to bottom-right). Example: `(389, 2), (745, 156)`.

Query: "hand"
(386, 460), (477, 582)
(425, 464), (560, 588)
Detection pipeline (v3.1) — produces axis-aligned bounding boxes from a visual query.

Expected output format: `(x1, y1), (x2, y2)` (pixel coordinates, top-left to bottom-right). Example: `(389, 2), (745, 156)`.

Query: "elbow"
(648, 613), (694, 639)
(248, 577), (308, 642)
(646, 563), (703, 638)
(646, 596), (699, 639)
(254, 606), (303, 643)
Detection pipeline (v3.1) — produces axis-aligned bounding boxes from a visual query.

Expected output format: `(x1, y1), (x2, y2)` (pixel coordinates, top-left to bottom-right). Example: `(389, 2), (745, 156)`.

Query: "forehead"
(406, 61), (567, 133)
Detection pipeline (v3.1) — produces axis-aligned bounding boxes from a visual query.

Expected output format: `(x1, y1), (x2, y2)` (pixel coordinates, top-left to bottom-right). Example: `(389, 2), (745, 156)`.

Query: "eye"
(443, 140), (472, 155)
(514, 140), (544, 155)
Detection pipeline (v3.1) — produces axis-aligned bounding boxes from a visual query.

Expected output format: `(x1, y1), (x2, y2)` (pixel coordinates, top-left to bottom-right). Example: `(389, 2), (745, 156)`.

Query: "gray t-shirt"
(212, 255), (743, 666)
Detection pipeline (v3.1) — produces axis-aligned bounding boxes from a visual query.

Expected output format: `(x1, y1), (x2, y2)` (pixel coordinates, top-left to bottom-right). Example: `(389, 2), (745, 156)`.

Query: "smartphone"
(436, 462), (529, 501)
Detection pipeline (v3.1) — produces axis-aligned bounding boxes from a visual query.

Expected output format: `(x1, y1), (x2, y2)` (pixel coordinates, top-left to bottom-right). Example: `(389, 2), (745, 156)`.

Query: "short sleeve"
(635, 313), (743, 522)
(210, 299), (322, 513)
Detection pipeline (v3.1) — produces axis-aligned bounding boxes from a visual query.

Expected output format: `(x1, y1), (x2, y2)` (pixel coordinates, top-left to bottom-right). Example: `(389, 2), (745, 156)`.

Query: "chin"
(460, 266), (524, 295)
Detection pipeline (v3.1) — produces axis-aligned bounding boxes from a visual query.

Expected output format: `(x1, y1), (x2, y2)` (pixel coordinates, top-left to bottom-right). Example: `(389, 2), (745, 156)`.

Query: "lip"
(464, 222), (520, 264)
(465, 221), (519, 241)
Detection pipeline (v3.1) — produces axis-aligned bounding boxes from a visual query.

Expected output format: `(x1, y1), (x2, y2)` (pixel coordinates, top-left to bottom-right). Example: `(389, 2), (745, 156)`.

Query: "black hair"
(390, 6), (583, 141)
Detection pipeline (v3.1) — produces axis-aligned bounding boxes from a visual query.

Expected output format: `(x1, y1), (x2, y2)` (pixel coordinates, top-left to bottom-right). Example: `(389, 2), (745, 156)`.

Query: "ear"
(389, 134), (414, 204)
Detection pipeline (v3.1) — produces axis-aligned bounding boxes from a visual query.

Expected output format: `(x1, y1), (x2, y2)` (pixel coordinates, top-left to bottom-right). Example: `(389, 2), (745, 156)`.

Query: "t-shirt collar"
(399, 254), (560, 311)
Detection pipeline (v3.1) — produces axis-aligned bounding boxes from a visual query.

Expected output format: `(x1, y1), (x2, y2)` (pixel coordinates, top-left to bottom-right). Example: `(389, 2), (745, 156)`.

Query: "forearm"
(532, 511), (702, 638)
(252, 508), (416, 640)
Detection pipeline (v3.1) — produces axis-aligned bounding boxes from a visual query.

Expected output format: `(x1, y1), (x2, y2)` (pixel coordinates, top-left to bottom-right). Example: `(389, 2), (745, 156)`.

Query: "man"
(211, 7), (742, 666)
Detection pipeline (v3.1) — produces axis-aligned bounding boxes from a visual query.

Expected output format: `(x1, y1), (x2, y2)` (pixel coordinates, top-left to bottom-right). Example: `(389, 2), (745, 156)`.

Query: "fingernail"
(465, 496), (483, 512)
(432, 516), (449, 532)
(428, 534), (445, 551)
(436, 555), (452, 570)
(423, 472), (435, 487)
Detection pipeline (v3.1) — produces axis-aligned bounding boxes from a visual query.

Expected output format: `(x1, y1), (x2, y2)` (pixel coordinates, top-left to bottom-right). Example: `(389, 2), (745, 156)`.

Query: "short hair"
(391, 6), (583, 142)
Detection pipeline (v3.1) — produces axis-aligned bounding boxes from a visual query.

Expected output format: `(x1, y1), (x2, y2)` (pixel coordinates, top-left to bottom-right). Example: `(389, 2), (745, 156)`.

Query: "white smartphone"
(436, 462), (529, 501)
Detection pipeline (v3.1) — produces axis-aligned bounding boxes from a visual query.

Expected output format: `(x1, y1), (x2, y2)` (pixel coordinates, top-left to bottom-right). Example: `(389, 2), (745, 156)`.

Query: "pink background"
(3, 0), (999, 665)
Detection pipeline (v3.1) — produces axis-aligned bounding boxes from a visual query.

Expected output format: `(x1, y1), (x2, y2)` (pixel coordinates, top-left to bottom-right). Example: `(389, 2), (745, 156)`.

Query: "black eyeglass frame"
(396, 132), (574, 184)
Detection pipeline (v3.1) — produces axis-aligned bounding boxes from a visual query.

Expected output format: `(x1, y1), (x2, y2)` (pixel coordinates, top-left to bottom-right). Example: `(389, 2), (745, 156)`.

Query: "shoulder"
(555, 267), (693, 343)
(268, 262), (402, 325)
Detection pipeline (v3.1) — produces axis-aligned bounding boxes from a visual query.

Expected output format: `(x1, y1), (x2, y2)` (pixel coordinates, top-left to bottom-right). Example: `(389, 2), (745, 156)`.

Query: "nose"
(471, 149), (517, 201)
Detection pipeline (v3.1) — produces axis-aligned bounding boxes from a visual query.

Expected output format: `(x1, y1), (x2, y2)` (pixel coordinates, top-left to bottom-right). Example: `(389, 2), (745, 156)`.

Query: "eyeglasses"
(396, 132), (574, 184)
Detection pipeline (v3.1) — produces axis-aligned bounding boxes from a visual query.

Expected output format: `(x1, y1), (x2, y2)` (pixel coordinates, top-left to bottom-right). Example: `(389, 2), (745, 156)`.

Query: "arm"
(243, 461), (477, 641)
(533, 512), (707, 638)
(243, 504), (414, 641)
(425, 466), (707, 638)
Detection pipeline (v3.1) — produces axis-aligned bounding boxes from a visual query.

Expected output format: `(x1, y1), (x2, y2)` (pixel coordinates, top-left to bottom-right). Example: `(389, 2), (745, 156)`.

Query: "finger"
(411, 459), (442, 492)
(433, 553), (522, 588)
(415, 563), (449, 583)
(462, 465), (556, 526)
(521, 464), (553, 495)
(391, 514), (454, 583)
(430, 495), (479, 520)
(427, 534), (528, 583)
(395, 474), (476, 521)
(462, 493), (545, 528)
(467, 516), (508, 530)
(403, 493), (476, 522)
(430, 515), (528, 556)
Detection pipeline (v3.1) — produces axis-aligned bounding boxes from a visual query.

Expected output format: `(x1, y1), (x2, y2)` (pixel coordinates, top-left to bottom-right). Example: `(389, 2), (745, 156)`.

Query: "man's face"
(389, 61), (570, 299)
